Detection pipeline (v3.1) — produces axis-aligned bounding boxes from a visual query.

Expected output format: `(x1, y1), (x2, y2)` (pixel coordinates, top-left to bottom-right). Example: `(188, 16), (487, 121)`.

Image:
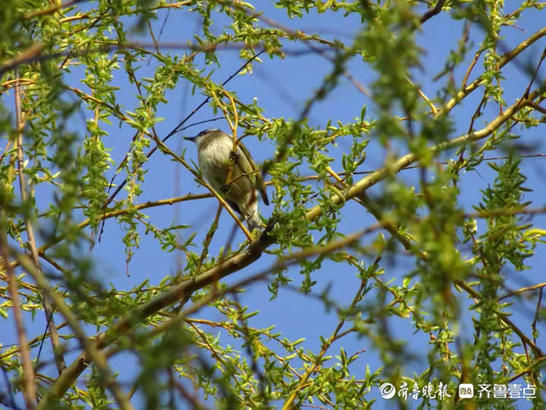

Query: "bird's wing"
(226, 199), (242, 215)
(237, 142), (270, 206)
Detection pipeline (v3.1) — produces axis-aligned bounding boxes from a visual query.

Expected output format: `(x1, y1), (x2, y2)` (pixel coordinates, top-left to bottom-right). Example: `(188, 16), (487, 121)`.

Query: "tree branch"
(439, 26), (546, 115)
(15, 252), (134, 410)
(305, 88), (542, 221)
(37, 87), (543, 402)
(420, 0), (446, 24)
(0, 241), (36, 408)
(13, 70), (66, 375)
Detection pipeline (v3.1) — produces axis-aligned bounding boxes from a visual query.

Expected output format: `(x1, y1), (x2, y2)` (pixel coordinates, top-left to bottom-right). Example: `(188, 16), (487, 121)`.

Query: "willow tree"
(1, 0), (544, 408)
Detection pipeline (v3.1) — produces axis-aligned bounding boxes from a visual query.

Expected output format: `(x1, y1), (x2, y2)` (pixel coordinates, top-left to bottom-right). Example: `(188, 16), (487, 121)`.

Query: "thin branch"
(6, 71), (39, 409)
(0, 40), (321, 77)
(197, 205), (223, 271)
(89, 193), (211, 225)
(283, 270), (373, 409)
(100, 50), (265, 213)
(0, 321), (69, 361)
(14, 70), (66, 374)
(531, 287), (543, 344)
(22, 87), (544, 402)
(454, 280), (544, 356)
(528, 101), (546, 115)
(503, 355), (546, 383)
(407, 76), (438, 114)
(0, 43), (44, 75)
(343, 69), (371, 97)
(465, 206), (546, 219)
(167, 367), (206, 410)
(462, 48), (482, 90)
(14, 252), (134, 410)
(305, 88), (542, 221)
(498, 283), (546, 301)
(23, 0), (90, 19)
(41, 223), (383, 403)
(224, 0), (341, 50)
(0, 242), (36, 408)
(420, 0), (446, 24)
(0, 362), (19, 409)
(439, 26), (546, 116)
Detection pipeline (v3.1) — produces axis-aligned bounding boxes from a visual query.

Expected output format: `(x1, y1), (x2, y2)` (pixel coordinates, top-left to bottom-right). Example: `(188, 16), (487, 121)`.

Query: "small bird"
(185, 129), (269, 230)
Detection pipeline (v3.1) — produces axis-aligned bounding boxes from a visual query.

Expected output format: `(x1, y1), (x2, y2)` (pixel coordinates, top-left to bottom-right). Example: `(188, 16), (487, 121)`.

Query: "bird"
(185, 129), (269, 230)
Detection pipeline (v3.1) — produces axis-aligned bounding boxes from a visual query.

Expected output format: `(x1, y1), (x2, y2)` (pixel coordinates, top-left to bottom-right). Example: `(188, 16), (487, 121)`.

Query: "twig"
(97, 50), (265, 240)
(420, 0), (446, 24)
(0, 41), (320, 76)
(15, 252), (134, 410)
(0, 321), (69, 361)
(528, 101), (546, 115)
(531, 287), (543, 344)
(465, 206), (546, 219)
(406, 75), (438, 114)
(439, 27), (546, 115)
(0, 242), (36, 408)
(305, 88), (542, 221)
(498, 283), (546, 301)
(14, 70), (66, 374)
(23, 0), (89, 19)
(167, 367), (206, 409)
(0, 43), (45, 75)
(343, 69), (371, 97)
(22, 87), (544, 402)
(197, 205), (223, 271)
(0, 362), (19, 410)
(502, 356), (546, 383)
(462, 48), (482, 90)
(282, 267), (374, 409)
(454, 280), (544, 356)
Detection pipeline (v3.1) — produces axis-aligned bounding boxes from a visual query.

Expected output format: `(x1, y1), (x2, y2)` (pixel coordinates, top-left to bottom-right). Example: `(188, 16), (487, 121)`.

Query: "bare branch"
(420, 0), (446, 24)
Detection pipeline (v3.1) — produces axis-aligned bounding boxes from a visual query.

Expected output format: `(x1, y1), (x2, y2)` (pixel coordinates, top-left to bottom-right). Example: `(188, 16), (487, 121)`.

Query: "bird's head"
(185, 129), (223, 148)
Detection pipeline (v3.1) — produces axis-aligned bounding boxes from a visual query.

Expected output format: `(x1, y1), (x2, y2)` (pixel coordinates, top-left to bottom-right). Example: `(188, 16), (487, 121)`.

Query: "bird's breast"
(198, 143), (253, 200)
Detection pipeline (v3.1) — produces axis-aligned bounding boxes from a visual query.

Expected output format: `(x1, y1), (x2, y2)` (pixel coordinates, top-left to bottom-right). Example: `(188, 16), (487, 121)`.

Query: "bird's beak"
(184, 136), (196, 143)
